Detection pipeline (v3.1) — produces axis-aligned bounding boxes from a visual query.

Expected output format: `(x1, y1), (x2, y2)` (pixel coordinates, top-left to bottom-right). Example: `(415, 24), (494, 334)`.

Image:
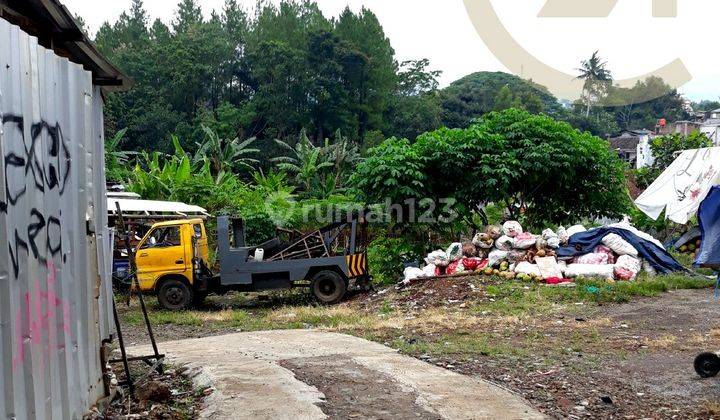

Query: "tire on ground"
(157, 278), (193, 311)
(311, 270), (347, 304)
(694, 352), (720, 378)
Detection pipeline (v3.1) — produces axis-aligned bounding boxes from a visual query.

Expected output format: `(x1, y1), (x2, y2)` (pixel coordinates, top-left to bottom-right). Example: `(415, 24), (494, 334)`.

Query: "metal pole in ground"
(112, 300), (135, 397)
(115, 202), (164, 374)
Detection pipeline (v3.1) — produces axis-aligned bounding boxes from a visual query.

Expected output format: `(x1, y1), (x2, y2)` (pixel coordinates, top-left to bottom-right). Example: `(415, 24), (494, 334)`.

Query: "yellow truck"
(132, 216), (370, 310)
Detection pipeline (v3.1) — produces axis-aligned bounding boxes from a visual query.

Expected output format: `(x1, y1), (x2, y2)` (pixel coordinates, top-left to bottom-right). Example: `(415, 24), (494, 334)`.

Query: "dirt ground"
(373, 283), (720, 419)
(280, 356), (441, 419)
(90, 361), (206, 419)
(442, 288), (720, 419)
(117, 277), (720, 419)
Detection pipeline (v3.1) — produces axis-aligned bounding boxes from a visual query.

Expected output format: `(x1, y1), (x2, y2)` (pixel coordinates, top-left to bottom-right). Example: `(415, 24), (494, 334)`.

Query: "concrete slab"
(128, 330), (544, 419)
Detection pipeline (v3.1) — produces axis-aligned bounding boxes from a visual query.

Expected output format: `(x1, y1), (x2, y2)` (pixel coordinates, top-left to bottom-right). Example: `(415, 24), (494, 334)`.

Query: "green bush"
(633, 167), (660, 190)
(242, 213), (278, 245)
(368, 236), (424, 286)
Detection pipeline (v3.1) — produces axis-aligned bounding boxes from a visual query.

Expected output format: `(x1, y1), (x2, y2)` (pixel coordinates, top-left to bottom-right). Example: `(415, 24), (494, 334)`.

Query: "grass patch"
(537, 275), (713, 305)
(391, 332), (523, 359)
(123, 302), (378, 333)
(123, 310), (204, 327)
(119, 273), (714, 355)
(467, 274), (713, 318)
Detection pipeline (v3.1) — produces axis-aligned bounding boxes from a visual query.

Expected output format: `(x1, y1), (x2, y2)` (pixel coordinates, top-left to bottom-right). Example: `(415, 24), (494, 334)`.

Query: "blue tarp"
(557, 227), (686, 274)
(696, 186), (720, 268)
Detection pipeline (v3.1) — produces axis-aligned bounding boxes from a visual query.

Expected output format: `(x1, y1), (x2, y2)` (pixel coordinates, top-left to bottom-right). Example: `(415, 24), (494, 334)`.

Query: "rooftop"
(609, 136), (640, 151)
(0, 0), (130, 91)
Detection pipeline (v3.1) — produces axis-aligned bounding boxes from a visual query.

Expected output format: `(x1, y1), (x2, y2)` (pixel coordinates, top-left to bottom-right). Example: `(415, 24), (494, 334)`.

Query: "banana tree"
(272, 129), (334, 193)
(105, 128), (135, 182)
(326, 129), (361, 187)
(195, 125), (259, 175)
(129, 136), (193, 200)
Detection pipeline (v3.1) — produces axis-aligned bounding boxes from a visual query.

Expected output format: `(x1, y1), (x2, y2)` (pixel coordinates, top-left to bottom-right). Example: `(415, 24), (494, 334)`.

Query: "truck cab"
(134, 219), (209, 309)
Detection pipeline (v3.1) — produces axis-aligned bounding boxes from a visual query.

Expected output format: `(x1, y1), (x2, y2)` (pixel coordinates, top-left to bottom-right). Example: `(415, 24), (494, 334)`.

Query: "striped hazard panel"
(345, 253), (367, 278)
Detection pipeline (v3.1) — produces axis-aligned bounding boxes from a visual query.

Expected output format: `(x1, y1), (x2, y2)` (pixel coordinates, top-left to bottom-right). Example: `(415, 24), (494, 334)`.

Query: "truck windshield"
(141, 226), (181, 249)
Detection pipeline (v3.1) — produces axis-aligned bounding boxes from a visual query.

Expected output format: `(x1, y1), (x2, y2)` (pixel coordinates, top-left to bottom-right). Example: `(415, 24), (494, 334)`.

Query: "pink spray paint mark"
(11, 260), (73, 371)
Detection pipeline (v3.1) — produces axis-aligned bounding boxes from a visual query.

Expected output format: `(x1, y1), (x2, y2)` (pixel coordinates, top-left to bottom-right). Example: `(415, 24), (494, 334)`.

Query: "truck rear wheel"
(311, 270), (347, 304)
(158, 278), (193, 311)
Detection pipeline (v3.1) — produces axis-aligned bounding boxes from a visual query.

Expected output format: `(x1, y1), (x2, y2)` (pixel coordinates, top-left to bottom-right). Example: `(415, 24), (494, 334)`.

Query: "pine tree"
(174, 0), (203, 33)
(334, 7), (397, 139)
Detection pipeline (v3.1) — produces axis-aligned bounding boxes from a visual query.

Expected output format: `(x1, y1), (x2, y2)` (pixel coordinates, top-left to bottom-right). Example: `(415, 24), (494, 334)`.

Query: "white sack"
(502, 221), (523, 238)
(576, 253), (609, 265)
(425, 250), (449, 267)
(542, 229), (558, 240)
(565, 264), (615, 279)
(536, 256), (563, 279)
(546, 237), (561, 249)
(403, 267), (425, 283)
(557, 226), (569, 244)
(608, 221), (665, 249)
(422, 264), (437, 278)
(495, 235), (515, 251)
(513, 233), (537, 249)
(446, 243), (463, 262)
(488, 250), (509, 267)
(472, 233), (495, 249)
(642, 259), (657, 276)
(557, 260), (568, 274)
(514, 261), (542, 277)
(614, 255), (642, 281)
(566, 225), (587, 237)
(602, 233), (639, 257)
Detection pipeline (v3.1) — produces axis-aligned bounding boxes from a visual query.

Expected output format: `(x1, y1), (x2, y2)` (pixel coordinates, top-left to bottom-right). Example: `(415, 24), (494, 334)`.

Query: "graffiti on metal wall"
(1, 113), (70, 279)
(1, 113), (73, 371)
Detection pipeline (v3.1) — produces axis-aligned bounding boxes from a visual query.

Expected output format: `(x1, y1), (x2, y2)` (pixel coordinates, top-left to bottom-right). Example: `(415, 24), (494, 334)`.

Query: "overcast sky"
(64, 0), (720, 102)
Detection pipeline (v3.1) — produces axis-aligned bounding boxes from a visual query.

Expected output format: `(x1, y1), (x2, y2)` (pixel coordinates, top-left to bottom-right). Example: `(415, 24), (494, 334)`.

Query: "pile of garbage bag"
(403, 219), (685, 285)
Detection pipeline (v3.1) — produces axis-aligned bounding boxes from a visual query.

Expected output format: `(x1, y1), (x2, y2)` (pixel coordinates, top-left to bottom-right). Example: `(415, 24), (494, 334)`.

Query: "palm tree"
(577, 51), (613, 117)
(195, 125), (259, 175)
(272, 129), (334, 193)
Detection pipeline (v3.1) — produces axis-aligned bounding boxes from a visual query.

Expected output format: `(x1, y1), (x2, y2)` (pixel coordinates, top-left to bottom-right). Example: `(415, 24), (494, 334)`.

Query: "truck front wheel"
(311, 270), (347, 304)
(158, 278), (193, 311)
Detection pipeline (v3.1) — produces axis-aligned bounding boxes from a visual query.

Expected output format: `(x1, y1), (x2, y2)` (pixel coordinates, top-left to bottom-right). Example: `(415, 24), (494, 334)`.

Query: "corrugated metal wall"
(0, 17), (114, 419)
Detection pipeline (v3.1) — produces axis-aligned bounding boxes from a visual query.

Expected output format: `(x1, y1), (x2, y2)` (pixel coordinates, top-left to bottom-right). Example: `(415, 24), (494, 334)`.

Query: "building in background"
(655, 119), (702, 137)
(0, 0), (129, 418)
(609, 129), (654, 169)
(699, 109), (720, 145)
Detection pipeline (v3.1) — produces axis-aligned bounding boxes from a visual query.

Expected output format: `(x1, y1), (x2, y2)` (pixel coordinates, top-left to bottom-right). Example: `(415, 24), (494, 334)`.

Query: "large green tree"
(353, 108), (630, 228)
(440, 72), (562, 129)
(95, 0), (408, 154)
(385, 59), (443, 141)
(604, 76), (688, 131)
